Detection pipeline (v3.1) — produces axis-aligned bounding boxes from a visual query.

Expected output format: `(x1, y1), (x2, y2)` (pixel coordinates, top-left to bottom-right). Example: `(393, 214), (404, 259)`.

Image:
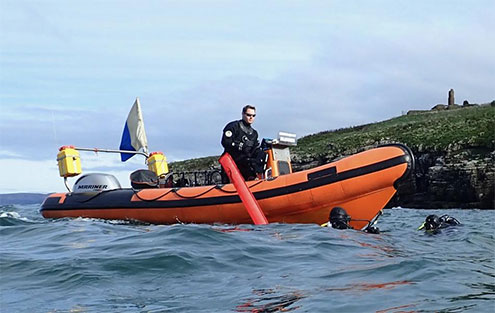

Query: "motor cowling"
(73, 173), (121, 193)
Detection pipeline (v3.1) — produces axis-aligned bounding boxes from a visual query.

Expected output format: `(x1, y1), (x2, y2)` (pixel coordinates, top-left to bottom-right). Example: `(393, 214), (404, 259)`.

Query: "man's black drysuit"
(221, 120), (265, 181)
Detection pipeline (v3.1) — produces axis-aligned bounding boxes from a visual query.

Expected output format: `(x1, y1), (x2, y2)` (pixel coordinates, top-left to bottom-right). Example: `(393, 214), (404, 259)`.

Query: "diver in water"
(418, 214), (460, 232)
(322, 207), (380, 234)
(328, 206), (351, 229)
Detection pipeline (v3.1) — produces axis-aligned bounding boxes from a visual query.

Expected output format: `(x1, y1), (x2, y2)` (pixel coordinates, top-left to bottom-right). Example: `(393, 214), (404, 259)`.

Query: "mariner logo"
(77, 185), (108, 190)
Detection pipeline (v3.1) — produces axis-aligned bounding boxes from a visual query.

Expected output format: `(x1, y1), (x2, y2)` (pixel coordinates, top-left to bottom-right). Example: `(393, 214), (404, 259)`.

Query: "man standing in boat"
(221, 104), (265, 181)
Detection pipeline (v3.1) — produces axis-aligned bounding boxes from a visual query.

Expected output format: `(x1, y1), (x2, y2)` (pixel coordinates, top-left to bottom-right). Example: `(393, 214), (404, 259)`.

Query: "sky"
(1, 0), (494, 193)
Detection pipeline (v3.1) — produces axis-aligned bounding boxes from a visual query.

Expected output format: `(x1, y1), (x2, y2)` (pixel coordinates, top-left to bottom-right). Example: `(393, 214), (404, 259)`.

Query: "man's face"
(243, 108), (256, 125)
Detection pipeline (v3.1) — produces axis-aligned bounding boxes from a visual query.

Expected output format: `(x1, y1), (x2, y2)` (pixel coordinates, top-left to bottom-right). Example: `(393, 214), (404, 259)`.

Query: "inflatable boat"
(41, 143), (414, 229)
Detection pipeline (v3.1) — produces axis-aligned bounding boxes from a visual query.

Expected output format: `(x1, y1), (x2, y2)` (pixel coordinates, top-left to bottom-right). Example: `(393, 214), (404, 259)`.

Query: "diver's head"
(424, 214), (441, 231)
(329, 207), (351, 229)
(419, 214), (460, 232)
(242, 104), (256, 125)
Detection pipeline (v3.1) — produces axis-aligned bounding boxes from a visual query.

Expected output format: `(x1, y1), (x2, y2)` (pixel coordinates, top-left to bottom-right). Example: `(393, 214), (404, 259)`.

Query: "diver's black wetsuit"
(422, 214), (460, 232)
(221, 119), (263, 181)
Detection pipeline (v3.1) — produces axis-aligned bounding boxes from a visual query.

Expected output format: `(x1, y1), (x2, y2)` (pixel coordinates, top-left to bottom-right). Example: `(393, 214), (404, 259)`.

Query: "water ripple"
(1, 206), (494, 312)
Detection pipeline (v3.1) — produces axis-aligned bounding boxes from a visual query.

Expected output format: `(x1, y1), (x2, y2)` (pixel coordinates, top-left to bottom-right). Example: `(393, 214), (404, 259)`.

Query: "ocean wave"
(1, 207), (494, 313)
(0, 210), (35, 226)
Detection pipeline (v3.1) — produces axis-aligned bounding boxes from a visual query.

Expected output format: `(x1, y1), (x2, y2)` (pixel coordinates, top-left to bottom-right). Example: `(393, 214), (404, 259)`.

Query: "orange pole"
(219, 153), (268, 225)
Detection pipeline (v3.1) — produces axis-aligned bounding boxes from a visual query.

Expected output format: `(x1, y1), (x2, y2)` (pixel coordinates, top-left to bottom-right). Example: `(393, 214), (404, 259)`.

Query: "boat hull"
(41, 144), (414, 229)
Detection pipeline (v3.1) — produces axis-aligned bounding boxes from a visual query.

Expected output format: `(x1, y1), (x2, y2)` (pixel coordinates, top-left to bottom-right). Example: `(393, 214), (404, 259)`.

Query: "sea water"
(1, 204), (494, 313)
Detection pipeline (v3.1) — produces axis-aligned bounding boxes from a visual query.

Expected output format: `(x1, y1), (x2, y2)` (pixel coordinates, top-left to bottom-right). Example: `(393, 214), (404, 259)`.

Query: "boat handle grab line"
(134, 179), (264, 202)
(215, 186), (238, 194)
(133, 188), (175, 202)
(216, 180), (264, 194)
(74, 188), (118, 203)
(172, 185), (218, 199)
(134, 185), (218, 201)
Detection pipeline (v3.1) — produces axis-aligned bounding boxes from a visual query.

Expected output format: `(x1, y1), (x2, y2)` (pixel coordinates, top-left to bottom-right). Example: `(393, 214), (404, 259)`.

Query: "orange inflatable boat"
(41, 144), (414, 229)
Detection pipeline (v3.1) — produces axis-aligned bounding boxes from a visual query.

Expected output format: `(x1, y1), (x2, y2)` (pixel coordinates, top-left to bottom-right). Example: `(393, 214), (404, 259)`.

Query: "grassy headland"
(292, 104), (494, 165)
(171, 104), (494, 172)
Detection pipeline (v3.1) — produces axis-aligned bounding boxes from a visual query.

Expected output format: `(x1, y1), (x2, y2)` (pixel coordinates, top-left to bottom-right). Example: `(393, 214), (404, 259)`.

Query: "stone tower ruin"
(448, 89), (455, 106)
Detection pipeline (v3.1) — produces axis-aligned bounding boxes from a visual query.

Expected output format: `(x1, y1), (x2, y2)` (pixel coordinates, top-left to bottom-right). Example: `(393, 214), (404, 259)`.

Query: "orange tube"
(219, 153), (268, 225)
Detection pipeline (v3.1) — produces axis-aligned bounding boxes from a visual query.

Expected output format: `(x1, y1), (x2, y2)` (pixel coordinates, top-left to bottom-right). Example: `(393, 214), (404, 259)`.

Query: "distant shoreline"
(0, 193), (50, 205)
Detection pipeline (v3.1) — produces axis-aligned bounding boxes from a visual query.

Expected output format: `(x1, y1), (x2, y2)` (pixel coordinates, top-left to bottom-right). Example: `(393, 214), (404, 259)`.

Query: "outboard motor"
(73, 173), (121, 193)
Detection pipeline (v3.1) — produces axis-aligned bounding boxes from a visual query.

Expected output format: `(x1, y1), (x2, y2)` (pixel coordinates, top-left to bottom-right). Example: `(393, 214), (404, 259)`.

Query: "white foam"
(0, 211), (31, 222)
(0, 211), (21, 219)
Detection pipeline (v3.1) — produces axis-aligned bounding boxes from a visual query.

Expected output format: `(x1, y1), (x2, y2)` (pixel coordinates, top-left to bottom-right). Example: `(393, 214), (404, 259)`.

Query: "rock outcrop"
(388, 147), (494, 209)
(291, 146), (494, 209)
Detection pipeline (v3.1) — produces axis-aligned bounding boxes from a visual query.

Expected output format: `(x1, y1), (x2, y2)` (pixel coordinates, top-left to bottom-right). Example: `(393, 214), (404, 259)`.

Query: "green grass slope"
(292, 105), (494, 164)
(170, 105), (495, 172)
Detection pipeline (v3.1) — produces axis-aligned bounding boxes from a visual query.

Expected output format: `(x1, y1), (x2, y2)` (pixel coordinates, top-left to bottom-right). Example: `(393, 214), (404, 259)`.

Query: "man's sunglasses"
(245, 113), (256, 118)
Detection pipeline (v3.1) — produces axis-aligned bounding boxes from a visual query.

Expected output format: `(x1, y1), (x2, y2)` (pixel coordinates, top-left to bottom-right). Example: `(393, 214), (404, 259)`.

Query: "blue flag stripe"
(119, 123), (135, 161)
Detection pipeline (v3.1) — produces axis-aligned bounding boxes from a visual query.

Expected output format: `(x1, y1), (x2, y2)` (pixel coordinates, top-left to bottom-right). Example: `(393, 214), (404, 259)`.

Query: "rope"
(82, 178), (268, 204)
(132, 188), (174, 202)
(172, 186), (217, 199)
(215, 179), (264, 194)
(157, 179), (264, 199)
(73, 176), (266, 204)
(75, 189), (115, 203)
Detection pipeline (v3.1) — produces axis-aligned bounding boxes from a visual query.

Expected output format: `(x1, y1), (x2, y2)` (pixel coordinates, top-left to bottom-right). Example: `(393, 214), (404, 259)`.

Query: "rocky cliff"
(290, 146), (494, 209)
(290, 104), (494, 209)
(388, 147), (494, 209)
(171, 104), (495, 209)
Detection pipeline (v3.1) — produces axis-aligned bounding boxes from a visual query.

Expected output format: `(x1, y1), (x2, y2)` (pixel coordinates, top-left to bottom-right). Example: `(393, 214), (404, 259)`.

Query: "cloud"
(1, 0), (494, 193)
(0, 152), (145, 193)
